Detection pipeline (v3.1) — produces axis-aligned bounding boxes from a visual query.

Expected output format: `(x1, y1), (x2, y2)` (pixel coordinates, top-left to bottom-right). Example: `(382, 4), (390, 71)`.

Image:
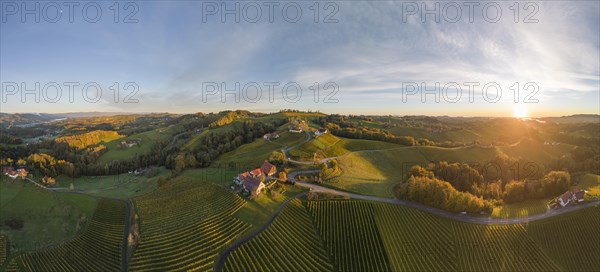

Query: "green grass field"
(6, 199), (127, 272)
(0, 179), (98, 252)
(327, 146), (500, 197)
(576, 173), (600, 197)
(55, 167), (170, 199)
(98, 126), (181, 164)
(288, 133), (402, 161)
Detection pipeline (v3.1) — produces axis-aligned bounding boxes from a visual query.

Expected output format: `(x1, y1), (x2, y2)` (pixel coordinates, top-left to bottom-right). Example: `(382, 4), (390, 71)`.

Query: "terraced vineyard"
(528, 206), (600, 271)
(130, 177), (250, 271)
(224, 199), (332, 272)
(308, 200), (390, 271)
(11, 199), (127, 271)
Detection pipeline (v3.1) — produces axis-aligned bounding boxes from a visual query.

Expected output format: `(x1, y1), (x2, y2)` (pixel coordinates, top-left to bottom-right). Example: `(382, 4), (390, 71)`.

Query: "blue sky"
(1, 1), (599, 116)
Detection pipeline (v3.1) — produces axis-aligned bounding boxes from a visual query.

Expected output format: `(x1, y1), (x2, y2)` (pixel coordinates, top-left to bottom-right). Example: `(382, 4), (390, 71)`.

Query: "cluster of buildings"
(2, 167), (28, 179)
(263, 132), (279, 140)
(557, 188), (587, 207)
(121, 138), (142, 148)
(314, 128), (328, 137)
(234, 162), (277, 197)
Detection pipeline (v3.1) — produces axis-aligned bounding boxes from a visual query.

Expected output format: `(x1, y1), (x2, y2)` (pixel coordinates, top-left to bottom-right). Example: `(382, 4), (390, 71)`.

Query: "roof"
(250, 168), (262, 177)
(559, 191), (573, 203)
(261, 162), (276, 175)
(573, 188), (586, 200)
(242, 176), (262, 191)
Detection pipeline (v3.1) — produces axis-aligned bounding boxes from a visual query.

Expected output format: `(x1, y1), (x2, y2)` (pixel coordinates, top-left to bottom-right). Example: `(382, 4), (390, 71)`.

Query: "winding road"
(287, 170), (600, 225)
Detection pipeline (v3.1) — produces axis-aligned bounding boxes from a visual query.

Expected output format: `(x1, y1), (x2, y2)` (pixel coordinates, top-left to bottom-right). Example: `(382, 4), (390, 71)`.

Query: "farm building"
(315, 128), (328, 136)
(2, 167), (27, 179)
(260, 162), (277, 177)
(558, 191), (572, 207)
(233, 162), (277, 196)
(263, 133), (279, 140)
(557, 189), (587, 207)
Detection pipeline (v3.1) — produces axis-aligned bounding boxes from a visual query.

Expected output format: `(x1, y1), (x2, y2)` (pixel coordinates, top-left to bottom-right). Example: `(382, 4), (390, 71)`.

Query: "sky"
(1, 1), (599, 117)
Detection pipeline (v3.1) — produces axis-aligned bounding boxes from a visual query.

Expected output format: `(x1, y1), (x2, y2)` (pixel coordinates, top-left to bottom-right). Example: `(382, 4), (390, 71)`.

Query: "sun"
(513, 105), (528, 118)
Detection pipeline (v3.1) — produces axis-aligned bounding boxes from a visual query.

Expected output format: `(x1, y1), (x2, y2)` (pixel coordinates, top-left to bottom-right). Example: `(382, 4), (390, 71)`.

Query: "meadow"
(0, 179), (98, 252)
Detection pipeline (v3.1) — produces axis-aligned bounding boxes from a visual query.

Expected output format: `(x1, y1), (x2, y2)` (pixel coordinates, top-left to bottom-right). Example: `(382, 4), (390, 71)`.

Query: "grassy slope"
(0, 178), (98, 252)
(329, 146), (500, 197)
(54, 167), (170, 199)
(98, 125), (182, 164)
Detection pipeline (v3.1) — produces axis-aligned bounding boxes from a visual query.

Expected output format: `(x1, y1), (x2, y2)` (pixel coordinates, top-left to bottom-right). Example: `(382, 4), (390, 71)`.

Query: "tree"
(541, 171), (571, 196)
(504, 180), (526, 203)
(278, 171), (287, 181)
(407, 165), (434, 179)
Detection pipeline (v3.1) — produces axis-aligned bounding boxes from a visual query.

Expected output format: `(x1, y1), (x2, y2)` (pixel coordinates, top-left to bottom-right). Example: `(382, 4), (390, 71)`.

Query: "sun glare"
(513, 105), (528, 118)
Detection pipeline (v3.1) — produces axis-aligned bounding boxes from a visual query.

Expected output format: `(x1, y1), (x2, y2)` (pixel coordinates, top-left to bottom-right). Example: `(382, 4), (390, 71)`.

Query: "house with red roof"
(260, 162), (277, 177)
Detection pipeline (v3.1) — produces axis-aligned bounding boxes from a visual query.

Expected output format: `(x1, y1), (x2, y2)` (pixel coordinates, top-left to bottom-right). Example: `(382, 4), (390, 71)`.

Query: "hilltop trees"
(396, 175), (491, 213)
(541, 171), (571, 196)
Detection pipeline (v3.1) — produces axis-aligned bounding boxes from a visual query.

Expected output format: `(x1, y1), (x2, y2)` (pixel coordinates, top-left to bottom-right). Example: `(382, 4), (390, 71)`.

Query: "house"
(314, 128), (328, 137)
(260, 162), (277, 177)
(263, 133), (279, 140)
(289, 125), (303, 133)
(558, 191), (572, 207)
(241, 176), (265, 196)
(573, 188), (586, 203)
(3, 168), (27, 179)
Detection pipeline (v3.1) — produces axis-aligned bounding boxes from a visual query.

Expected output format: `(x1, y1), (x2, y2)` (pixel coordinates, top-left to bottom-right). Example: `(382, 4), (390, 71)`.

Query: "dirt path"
(214, 192), (307, 272)
(288, 170), (600, 225)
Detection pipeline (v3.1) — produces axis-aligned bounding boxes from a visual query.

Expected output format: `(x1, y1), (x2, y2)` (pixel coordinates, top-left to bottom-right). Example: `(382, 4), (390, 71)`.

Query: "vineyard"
(308, 200), (391, 271)
(7, 199), (127, 271)
(224, 199), (333, 272)
(306, 200), (572, 272)
(451, 222), (559, 271)
(528, 206), (600, 271)
(130, 177), (250, 271)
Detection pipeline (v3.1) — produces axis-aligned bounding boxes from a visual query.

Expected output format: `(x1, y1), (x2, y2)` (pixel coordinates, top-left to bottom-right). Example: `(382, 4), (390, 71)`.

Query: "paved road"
(288, 170), (600, 225)
(214, 192), (307, 272)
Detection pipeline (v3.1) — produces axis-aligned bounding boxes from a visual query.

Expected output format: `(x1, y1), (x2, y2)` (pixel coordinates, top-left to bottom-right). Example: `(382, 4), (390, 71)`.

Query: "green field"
(576, 173), (600, 197)
(327, 146), (500, 197)
(224, 199), (333, 272)
(98, 126), (181, 164)
(0, 179), (98, 252)
(54, 167), (170, 199)
(6, 199), (127, 271)
(130, 177), (250, 271)
(288, 133), (402, 161)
